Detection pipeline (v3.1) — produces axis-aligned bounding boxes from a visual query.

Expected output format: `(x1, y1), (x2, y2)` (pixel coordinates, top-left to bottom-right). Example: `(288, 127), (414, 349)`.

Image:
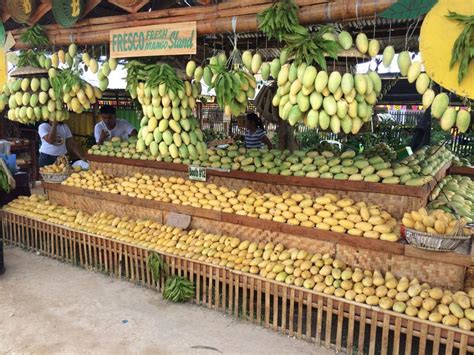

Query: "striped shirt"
(245, 128), (266, 148)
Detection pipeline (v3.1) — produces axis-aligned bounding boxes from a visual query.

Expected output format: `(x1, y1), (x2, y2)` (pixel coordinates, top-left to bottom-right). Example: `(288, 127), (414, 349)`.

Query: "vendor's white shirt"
(38, 123), (72, 156)
(94, 119), (135, 143)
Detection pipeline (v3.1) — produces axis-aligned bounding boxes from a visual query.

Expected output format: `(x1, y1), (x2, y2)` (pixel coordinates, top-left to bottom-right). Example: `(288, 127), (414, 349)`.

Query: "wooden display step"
(2, 211), (474, 354)
(87, 154), (450, 197)
(43, 182), (471, 290)
(43, 181), (405, 254)
(86, 154), (451, 219)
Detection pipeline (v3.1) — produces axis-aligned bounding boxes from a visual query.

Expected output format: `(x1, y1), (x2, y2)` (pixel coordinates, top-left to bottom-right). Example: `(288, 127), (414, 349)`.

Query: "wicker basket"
(40, 172), (71, 184)
(405, 227), (471, 252)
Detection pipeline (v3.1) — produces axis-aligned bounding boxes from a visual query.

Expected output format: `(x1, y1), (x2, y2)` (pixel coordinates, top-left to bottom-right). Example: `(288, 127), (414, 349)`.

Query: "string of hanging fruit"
(0, 24), (118, 123)
(126, 61), (206, 162)
(255, 0), (471, 134)
(198, 51), (260, 117)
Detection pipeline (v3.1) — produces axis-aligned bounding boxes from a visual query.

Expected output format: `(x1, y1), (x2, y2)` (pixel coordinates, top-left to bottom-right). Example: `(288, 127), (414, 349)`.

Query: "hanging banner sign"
(110, 22), (197, 58)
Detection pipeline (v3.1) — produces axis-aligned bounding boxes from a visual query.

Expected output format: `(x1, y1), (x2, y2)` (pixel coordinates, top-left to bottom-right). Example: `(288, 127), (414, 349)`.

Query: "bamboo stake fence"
(1, 210), (473, 355)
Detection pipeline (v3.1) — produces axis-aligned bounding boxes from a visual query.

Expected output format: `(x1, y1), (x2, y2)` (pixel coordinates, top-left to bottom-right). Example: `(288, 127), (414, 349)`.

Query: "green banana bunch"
(212, 69), (241, 108)
(163, 276), (195, 303)
(0, 168), (10, 193)
(258, 0), (300, 41)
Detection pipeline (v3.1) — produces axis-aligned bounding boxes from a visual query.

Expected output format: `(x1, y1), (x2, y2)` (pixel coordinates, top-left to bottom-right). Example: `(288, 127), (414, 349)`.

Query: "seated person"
(38, 120), (85, 167)
(94, 105), (137, 145)
(244, 113), (272, 149)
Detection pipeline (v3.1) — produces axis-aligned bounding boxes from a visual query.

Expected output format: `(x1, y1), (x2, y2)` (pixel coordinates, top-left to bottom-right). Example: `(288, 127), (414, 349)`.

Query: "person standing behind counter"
(38, 121), (86, 167)
(244, 113), (273, 149)
(94, 105), (137, 145)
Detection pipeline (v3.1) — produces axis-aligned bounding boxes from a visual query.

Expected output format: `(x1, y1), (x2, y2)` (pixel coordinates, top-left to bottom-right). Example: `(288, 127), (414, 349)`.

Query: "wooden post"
(278, 121), (297, 152)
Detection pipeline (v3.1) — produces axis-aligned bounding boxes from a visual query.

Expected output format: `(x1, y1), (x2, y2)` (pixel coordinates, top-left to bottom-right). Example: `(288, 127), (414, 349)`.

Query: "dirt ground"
(0, 247), (334, 354)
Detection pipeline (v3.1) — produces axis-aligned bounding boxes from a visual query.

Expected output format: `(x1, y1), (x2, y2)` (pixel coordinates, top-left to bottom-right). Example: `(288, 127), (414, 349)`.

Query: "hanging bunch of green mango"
(46, 43), (105, 115)
(268, 42), (382, 133)
(189, 51), (259, 116)
(50, 67), (103, 114)
(80, 51), (117, 92)
(256, 1), (467, 134)
(346, 30), (469, 133)
(273, 62), (382, 133)
(393, 46), (472, 134)
(429, 93), (471, 133)
(50, 43), (117, 96)
(3, 37), (114, 120)
(126, 61), (206, 162)
(2, 76), (69, 123)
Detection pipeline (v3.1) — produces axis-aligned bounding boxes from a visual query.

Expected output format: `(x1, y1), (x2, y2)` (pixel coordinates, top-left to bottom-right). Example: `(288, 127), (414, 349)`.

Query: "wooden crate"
(2, 210), (473, 355)
(43, 183), (471, 289)
(87, 155), (451, 219)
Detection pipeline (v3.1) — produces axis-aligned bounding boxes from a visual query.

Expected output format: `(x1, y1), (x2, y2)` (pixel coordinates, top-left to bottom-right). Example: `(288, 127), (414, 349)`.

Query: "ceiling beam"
(1, 0), (11, 22)
(84, 0), (104, 17)
(107, 0), (150, 13)
(28, 0), (52, 25)
(12, 0), (397, 48)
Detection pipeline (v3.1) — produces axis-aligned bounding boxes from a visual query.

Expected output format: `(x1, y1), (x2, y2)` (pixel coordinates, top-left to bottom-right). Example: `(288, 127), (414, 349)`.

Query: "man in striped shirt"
(244, 113), (273, 149)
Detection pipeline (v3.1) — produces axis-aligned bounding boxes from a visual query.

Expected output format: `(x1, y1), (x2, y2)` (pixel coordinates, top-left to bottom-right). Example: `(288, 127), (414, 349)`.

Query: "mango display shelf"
(43, 182), (471, 290)
(85, 154), (451, 220)
(2, 210), (473, 355)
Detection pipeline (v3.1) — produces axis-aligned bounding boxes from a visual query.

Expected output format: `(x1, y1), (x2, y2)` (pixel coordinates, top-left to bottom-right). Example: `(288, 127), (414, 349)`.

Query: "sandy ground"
(0, 247), (334, 354)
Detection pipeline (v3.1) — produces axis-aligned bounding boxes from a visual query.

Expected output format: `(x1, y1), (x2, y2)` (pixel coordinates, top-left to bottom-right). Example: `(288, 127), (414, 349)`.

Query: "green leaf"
(258, 0), (300, 41)
(446, 11), (474, 84)
(0, 22), (4, 47)
(163, 276), (195, 303)
(20, 24), (49, 47)
(379, 0), (437, 20)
